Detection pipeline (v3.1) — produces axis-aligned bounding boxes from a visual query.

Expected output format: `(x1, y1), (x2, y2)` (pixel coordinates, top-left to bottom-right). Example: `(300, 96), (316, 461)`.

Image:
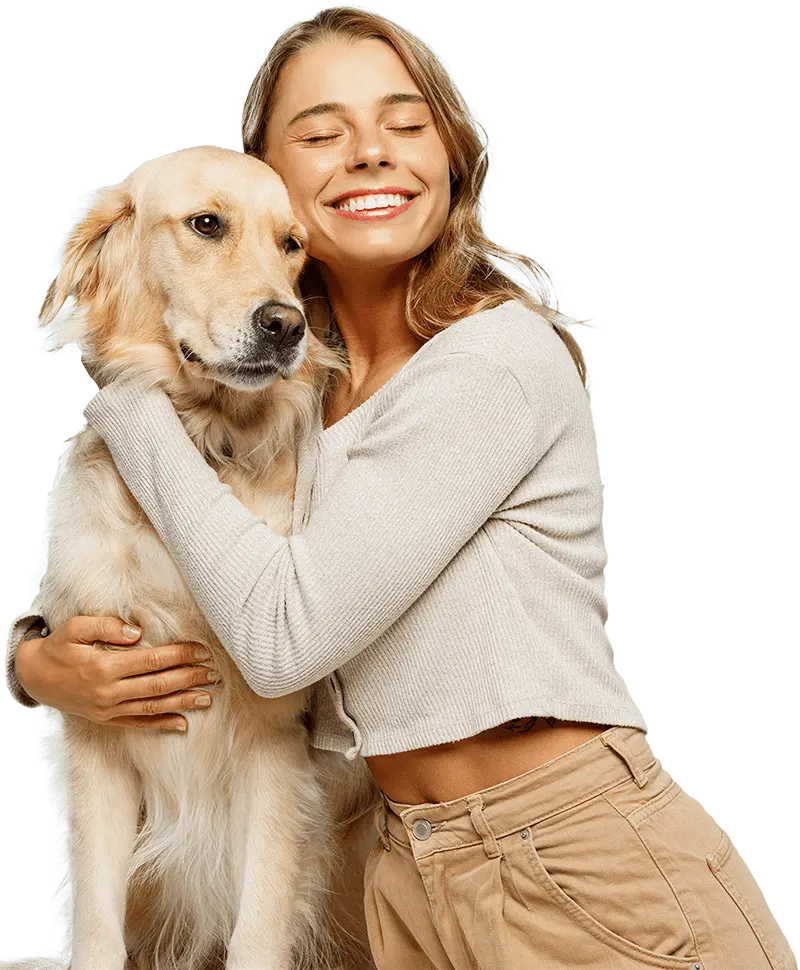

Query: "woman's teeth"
(332, 193), (412, 212)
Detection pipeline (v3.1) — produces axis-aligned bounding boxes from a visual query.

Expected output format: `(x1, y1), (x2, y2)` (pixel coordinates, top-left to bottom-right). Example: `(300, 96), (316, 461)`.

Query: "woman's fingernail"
(194, 695), (212, 707)
(174, 721), (188, 731)
(207, 670), (221, 683)
(194, 648), (211, 660)
(123, 624), (141, 639)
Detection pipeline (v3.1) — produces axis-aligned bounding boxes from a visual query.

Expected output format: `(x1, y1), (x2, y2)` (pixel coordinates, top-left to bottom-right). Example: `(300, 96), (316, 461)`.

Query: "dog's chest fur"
(38, 422), (350, 967)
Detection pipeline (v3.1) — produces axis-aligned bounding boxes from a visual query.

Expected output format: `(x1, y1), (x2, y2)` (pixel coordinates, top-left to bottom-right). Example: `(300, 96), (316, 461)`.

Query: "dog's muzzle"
(179, 301), (306, 379)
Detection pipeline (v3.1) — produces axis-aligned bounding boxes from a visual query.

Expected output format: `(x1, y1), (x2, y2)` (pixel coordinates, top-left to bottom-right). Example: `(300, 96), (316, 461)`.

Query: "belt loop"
(465, 793), (502, 859)
(601, 731), (649, 788)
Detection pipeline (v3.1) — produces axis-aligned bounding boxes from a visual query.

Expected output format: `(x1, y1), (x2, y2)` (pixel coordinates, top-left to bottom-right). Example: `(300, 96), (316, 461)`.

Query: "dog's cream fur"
(16, 147), (382, 970)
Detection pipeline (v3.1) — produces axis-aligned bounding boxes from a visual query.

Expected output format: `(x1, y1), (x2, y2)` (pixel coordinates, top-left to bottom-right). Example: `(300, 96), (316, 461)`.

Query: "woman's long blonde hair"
(242, 6), (589, 385)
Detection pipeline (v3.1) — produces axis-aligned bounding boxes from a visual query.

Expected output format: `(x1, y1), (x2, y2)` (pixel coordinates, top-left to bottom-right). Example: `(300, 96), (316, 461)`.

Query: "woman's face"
(264, 37), (452, 274)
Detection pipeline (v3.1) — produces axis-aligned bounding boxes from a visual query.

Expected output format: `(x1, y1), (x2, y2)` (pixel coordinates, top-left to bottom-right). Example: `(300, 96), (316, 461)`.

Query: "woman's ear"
(39, 181), (135, 328)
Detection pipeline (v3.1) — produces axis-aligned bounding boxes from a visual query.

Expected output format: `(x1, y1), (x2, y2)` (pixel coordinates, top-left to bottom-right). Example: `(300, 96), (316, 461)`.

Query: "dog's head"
(41, 145), (336, 394)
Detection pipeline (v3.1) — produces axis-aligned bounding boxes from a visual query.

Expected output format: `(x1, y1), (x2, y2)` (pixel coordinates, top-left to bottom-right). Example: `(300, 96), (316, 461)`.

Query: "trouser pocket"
(506, 774), (702, 967)
(613, 776), (798, 970)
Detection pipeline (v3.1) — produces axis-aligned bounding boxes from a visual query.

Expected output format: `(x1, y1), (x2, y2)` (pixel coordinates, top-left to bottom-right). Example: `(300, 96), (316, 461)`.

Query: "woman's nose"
(346, 130), (396, 171)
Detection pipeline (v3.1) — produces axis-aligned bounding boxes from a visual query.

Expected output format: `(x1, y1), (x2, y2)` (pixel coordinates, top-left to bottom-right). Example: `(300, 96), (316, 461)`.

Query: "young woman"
(7, 8), (796, 970)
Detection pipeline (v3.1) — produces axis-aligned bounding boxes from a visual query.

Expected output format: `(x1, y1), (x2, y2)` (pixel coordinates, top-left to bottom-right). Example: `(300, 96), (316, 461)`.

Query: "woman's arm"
(84, 350), (559, 698)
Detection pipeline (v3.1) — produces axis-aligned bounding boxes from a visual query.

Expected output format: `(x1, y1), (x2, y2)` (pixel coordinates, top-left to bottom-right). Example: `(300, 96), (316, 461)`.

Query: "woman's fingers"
(103, 689), (213, 720)
(108, 660), (219, 705)
(70, 614), (143, 646)
(108, 641), (211, 680)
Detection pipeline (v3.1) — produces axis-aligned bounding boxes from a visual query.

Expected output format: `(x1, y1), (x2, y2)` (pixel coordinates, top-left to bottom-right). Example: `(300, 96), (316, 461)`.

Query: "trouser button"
(412, 818), (433, 840)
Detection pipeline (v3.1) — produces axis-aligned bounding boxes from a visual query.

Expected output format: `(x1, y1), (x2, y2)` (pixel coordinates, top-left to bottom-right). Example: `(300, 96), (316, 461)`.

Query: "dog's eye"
(190, 214), (221, 237)
(283, 235), (303, 254)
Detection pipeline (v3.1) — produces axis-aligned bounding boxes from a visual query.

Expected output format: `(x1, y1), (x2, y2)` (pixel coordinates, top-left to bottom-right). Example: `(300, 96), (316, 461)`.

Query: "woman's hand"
(15, 616), (217, 731)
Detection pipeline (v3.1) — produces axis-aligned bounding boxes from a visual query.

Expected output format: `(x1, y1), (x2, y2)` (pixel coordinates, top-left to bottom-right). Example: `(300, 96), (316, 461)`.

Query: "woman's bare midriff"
(364, 717), (613, 804)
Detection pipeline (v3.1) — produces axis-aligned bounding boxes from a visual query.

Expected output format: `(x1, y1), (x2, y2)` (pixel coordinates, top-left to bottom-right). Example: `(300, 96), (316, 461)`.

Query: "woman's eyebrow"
(287, 92), (428, 128)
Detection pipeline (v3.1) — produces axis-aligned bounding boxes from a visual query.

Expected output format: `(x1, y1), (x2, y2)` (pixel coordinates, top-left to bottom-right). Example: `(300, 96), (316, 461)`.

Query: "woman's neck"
(318, 261), (419, 386)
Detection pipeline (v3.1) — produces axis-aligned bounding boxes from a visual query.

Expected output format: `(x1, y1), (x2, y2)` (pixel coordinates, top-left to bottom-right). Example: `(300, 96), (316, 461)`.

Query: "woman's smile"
(325, 192), (419, 221)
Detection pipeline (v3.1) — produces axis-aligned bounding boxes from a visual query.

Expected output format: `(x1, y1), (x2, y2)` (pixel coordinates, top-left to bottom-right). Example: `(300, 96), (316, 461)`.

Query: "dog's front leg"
(226, 734), (320, 970)
(66, 724), (140, 970)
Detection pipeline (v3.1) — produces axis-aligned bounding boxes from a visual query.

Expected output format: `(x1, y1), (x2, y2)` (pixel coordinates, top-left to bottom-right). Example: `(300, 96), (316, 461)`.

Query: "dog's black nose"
(252, 302), (305, 347)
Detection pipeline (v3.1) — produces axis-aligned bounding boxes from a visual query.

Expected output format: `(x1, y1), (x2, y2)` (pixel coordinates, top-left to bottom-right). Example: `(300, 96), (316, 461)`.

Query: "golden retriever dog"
(11, 146), (382, 970)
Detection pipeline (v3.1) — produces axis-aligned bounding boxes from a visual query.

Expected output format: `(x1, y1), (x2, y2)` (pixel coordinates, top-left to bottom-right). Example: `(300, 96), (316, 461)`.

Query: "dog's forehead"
(134, 149), (293, 222)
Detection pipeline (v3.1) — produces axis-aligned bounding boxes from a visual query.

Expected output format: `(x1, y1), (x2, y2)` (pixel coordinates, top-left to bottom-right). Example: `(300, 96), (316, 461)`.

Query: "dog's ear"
(39, 181), (135, 328)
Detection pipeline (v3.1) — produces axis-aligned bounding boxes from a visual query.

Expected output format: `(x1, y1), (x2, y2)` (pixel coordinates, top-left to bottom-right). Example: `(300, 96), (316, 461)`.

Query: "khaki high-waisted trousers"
(362, 726), (796, 970)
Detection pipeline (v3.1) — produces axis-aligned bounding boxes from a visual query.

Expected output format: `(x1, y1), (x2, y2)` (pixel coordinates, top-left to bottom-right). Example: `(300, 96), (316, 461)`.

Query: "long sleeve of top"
(5, 591), (45, 708)
(75, 350), (538, 699)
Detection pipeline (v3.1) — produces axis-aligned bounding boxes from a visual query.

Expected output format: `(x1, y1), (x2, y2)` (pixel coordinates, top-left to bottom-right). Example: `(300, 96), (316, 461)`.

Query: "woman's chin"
(317, 245), (428, 274)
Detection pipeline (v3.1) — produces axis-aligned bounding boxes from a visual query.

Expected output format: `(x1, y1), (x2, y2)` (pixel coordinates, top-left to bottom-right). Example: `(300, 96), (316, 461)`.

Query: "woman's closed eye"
(303, 124), (429, 144)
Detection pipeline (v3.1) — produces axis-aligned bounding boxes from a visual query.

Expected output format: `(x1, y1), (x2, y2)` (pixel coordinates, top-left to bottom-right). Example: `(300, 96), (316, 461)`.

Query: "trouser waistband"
(373, 726), (655, 857)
